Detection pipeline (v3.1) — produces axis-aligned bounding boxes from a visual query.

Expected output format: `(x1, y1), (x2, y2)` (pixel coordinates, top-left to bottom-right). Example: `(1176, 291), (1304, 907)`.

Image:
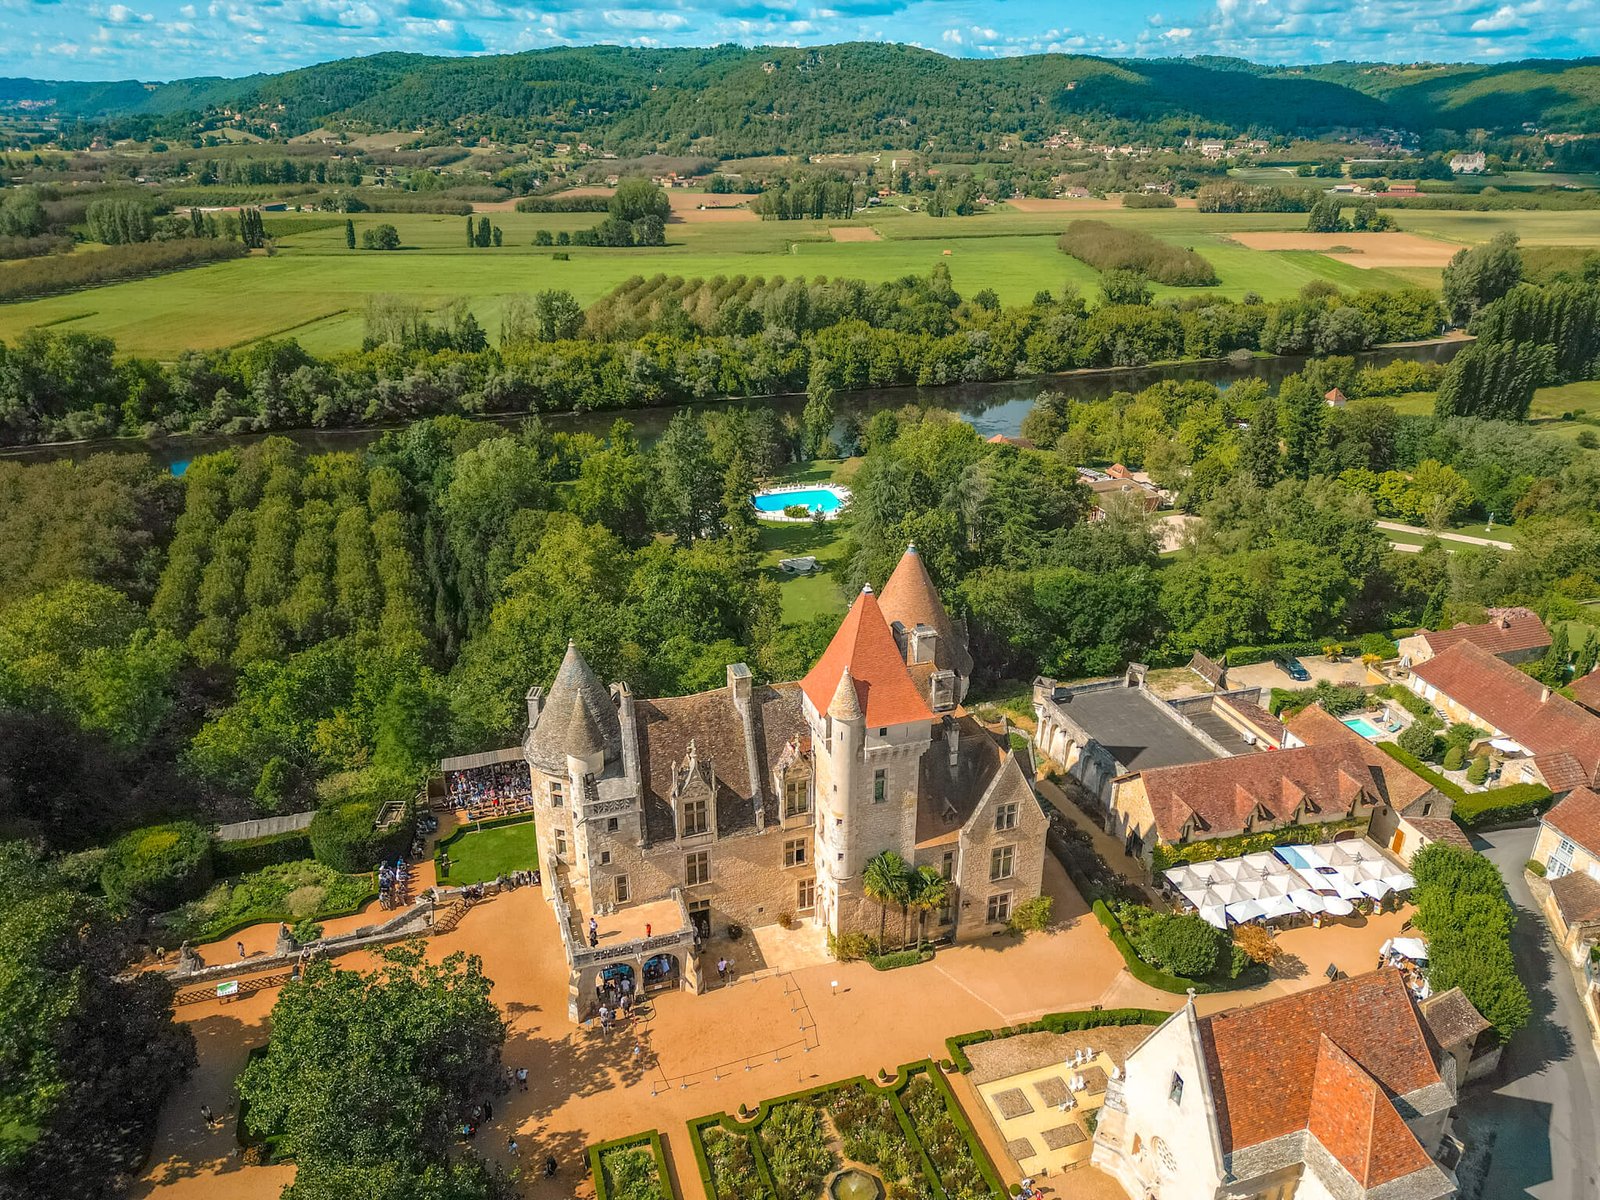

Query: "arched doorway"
(642, 953), (680, 993)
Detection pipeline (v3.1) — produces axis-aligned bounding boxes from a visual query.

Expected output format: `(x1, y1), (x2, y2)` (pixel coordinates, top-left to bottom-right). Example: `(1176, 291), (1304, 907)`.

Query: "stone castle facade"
(521, 546), (1049, 1020)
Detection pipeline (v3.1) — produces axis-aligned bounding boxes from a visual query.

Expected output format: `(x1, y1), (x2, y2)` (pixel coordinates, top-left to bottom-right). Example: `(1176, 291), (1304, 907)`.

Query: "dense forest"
(5, 44), (1600, 154)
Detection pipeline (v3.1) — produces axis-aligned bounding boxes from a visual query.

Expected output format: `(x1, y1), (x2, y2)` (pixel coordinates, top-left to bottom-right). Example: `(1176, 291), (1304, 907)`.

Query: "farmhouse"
(1093, 971), (1472, 1200)
(1105, 705), (1449, 865)
(523, 547), (1048, 1020)
(1396, 607), (1551, 668)
(1407, 640), (1600, 791)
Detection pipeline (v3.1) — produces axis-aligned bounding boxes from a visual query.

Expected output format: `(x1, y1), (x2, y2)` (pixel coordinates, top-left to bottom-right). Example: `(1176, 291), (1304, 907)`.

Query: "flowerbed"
(689, 1061), (1002, 1200)
(165, 859), (375, 945)
(590, 1130), (673, 1200)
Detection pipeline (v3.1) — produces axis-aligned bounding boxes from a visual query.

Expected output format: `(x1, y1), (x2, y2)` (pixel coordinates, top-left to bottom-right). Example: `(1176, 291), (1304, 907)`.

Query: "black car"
(1277, 656), (1311, 682)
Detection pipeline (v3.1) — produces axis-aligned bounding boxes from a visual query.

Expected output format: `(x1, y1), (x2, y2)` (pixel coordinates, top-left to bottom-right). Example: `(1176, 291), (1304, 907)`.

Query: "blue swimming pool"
(1343, 716), (1382, 739)
(751, 487), (846, 516)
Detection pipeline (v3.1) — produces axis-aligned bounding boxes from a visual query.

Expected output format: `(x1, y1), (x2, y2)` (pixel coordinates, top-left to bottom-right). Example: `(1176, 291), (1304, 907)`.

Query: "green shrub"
(309, 772), (413, 872)
(1526, 859), (1547, 877)
(869, 947), (934, 971)
(1398, 714), (1443, 761)
(1140, 911), (1226, 977)
(1443, 745), (1465, 771)
(214, 828), (313, 877)
(592, 1132), (671, 1200)
(101, 821), (214, 912)
(1376, 742), (1550, 828)
(1377, 683), (1434, 719)
(1466, 755), (1491, 785)
(828, 931), (879, 961)
(1151, 817), (1367, 872)
(1006, 895), (1053, 933)
(165, 859), (374, 944)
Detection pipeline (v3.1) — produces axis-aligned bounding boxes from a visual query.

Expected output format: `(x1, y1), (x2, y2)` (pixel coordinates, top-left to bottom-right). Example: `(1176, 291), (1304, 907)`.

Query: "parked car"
(1277, 656), (1311, 682)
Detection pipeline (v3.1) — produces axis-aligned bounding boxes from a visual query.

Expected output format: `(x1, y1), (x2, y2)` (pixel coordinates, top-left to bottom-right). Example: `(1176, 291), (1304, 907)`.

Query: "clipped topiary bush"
(308, 770), (413, 873)
(101, 821), (214, 912)
(1140, 911), (1226, 978)
(1466, 755), (1490, 785)
(1443, 745), (1465, 771)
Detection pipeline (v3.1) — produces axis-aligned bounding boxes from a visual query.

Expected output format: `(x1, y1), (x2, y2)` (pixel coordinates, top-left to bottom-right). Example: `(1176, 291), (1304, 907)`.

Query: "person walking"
(515, 1066), (528, 1092)
(717, 957), (729, 984)
(236, 940), (246, 959)
(507, 1136), (519, 1157)
(200, 1105), (214, 1127)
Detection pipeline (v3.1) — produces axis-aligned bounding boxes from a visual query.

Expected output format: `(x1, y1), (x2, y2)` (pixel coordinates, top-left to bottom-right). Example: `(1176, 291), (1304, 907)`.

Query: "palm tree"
(862, 850), (909, 950)
(908, 866), (950, 949)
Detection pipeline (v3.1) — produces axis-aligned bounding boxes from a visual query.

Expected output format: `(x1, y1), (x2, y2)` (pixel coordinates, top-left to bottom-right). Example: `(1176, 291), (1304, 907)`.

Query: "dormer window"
(681, 798), (708, 837)
(784, 775), (810, 817)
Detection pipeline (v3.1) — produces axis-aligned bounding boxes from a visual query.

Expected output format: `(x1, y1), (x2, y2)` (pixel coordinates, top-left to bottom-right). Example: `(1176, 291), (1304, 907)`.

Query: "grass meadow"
(0, 199), (1539, 358)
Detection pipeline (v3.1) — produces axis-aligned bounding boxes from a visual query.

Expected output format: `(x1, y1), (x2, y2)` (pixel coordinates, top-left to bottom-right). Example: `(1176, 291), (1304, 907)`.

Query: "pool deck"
(751, 482), (851, 522)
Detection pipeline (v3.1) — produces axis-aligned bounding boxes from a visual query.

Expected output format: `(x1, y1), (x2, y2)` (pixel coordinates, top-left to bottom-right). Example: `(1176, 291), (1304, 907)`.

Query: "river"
(0, 340), (1465, 473)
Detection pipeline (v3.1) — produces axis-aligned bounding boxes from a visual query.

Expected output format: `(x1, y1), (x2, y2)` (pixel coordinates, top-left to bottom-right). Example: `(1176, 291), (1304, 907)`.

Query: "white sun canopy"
(1165, 841), (1417, 925)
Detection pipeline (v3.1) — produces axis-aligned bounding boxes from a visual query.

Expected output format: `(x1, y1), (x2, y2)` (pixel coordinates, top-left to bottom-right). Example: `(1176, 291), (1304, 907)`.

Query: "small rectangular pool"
(1343, 716), (1382, 739)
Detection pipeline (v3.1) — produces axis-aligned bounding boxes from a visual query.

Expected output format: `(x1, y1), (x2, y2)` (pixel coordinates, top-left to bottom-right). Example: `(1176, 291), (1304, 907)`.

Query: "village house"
(1406, 639), (1600, 792)
(1449, 151), (1487, 174)
(1093, 970), (1474, 1200)
(1396, 607), (1551, 668)
(1534, 785), (1600, 883)
(1104, 705), (1451, 865)
(522, 547), (1049, 1020)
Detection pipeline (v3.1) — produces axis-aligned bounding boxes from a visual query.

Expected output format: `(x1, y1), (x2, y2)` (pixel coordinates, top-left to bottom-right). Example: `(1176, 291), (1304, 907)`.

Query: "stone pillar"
(684, 945), (703, 995)
(566, 965), (583, 1023)
(176, 941), (202, 974)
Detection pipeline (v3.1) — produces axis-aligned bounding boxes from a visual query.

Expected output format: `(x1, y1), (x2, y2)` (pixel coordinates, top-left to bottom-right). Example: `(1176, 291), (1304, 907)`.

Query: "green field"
(756, 459), (855, 624)
(436, 819), (540, 886)
(0, 203), (1472, 357)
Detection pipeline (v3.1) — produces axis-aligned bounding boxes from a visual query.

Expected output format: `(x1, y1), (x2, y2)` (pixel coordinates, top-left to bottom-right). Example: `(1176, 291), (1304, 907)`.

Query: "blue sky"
(2, 0), (1597, 81)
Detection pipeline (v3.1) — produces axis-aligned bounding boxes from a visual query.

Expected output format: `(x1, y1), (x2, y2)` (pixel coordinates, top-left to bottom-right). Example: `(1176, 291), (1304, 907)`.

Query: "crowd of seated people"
(438, 762), (534, 819)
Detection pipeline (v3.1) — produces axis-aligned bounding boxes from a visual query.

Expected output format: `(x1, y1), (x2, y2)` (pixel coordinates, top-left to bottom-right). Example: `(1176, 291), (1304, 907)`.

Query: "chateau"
(522, 546), (1049, 1021)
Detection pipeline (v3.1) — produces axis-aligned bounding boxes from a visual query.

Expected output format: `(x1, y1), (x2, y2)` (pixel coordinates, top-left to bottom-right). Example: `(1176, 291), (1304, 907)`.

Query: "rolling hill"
(2, 44), (1597, 156)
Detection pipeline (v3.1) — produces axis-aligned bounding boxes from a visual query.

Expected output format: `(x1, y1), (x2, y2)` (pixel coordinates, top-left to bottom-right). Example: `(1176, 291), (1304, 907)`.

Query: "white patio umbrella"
(1240, 851), (1283, 875)
(1384, 873), (1417, 892)
(1358, 878), (1394, 901)
(1332, 876), (1366, 901)
(1199, 905), (1229, 929)
(1259, 893), (1300, 921)
(1287, 889), (1326, 913)
(1322, 896), (1356, 917)
(1225, 899), (1267, 923)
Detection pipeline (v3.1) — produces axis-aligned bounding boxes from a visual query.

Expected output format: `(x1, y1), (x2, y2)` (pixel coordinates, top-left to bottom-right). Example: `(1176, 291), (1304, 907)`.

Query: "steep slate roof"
(877, 545), (974, 678)
(1199, 971), (1445, 1190)
(1418, 608), (1551, 659)
(1412, 640), (1600, 779)
(527, 641), (622, 771)
(1544, 785), (1600, 857)
(1419, 987), (1492, 1052)
(1136, 705), (1431, 843)
(634, 683), (805, 841)
(802, 586), (935, 728)
(1550, 870), (1600, 926)
(915, 716), (1016, 846)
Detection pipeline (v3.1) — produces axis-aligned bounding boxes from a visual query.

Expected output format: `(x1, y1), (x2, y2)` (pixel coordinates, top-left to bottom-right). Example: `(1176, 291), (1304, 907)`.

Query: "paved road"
(1376, 520), (1516, 551)
(1455, 826), (1600, 1199)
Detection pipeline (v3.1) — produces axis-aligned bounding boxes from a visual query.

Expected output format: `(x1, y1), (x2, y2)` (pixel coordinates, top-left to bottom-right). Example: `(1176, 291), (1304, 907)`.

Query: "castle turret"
(879, 544), (973, 695)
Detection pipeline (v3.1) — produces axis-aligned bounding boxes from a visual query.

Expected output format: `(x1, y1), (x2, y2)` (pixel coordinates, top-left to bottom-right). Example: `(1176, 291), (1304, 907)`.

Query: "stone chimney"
(1541, 685), (1551, 704)
(908, 623), (938, 665)
(728, 662), (753, 714)
(526, 685), (544, 732)
(946, 714), (961, 766)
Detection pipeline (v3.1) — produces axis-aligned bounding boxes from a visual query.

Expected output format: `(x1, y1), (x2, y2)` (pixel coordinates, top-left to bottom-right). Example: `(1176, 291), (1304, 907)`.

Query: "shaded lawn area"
(437, 821), (540, 886)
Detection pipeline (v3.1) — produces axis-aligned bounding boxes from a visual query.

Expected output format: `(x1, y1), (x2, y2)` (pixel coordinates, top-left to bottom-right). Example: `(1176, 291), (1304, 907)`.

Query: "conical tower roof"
(527, 640), (620, 770)
(878, 544), (973, 677)
(802, 586), (933, 727)
(828, 666), (864, 721)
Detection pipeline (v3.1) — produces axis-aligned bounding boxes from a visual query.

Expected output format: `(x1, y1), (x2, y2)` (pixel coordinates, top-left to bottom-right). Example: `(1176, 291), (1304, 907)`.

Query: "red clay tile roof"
(1219, 694), (1287, 747)
(1544, 786), (1600, 857)
(1411, 641), (1600, 779)
(1571, 669), (1600, 714)
(1550, 870), (1600, 926)
(1199, 970), (1443, 1188)
(802, 586), (935, 728)
(1138, 706), (1432, 843)
(1305, 1036), (1435, 1188)
(878, 546), (973, 677)
(1419, 608), (1551, 659)
(1532, 751), (1590, 794)
(986, 433), (1036, 449)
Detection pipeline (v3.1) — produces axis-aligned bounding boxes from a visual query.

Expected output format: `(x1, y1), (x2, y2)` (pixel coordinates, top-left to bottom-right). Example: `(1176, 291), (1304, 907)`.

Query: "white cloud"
(940, 27), (962, 45)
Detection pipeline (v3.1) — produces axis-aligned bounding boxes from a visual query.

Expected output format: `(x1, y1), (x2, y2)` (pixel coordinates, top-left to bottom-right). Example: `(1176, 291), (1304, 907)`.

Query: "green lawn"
(436, 820), (540, 886)
(0, 204), (1471, 357)
(755, 458), (855, 624)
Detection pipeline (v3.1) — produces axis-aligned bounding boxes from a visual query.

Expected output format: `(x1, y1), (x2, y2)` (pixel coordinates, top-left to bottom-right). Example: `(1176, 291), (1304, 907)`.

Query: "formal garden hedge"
(1149, 816), (1368, 873)
(689, 1060), (1004, 1200)
(945, 1008), (1167, 1073)
(1376, 743), (1552, 829)
(100, 821), (214, 912)
(212, 828), (314, 877)
(309, 797), (411, 873)
(589, 1129), (673, 1200)
(1225, 630), (1400, 667)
